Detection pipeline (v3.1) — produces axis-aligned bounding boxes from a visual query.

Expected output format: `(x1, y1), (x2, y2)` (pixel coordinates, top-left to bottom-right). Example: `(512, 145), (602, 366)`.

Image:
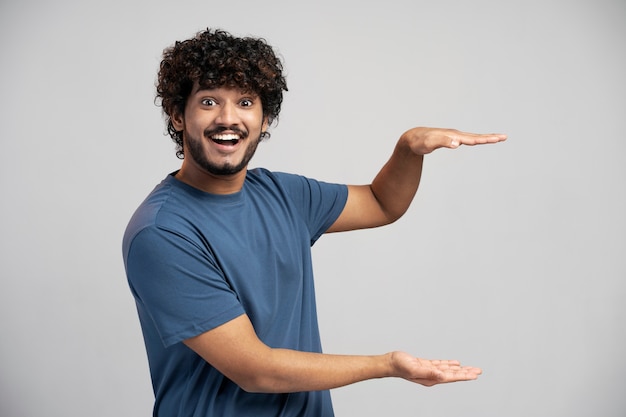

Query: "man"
(122, 28), (506, 416)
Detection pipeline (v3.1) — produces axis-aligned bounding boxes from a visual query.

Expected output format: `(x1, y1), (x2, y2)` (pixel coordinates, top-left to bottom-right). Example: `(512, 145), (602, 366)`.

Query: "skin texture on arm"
(327, 127), (507, 232)
(184, 314), (483, 393)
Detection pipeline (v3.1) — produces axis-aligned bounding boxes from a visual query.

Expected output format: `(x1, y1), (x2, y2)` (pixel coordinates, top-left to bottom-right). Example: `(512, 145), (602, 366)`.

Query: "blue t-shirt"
(122, 168), (348, 417)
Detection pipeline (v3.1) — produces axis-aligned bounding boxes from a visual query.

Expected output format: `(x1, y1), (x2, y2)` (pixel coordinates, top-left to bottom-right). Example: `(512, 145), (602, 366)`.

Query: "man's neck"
(174, 166), (247, 195)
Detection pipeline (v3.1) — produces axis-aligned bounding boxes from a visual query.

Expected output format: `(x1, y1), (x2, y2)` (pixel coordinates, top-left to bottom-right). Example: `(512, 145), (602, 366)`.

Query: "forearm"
(370, 135), (424, 223)
(185, 315), (395, 393)
(240, 349), (394, 393)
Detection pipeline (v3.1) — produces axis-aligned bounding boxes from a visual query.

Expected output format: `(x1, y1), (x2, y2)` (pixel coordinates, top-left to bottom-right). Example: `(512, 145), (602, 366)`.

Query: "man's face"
(173, 85), (268, 177)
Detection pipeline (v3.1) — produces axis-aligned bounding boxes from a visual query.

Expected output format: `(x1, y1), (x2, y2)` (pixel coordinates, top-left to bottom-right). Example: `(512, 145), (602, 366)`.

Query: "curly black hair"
(156, 29), (288, 158)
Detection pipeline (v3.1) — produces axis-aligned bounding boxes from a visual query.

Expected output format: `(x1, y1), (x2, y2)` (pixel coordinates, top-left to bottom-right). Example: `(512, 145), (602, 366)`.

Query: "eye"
(201, 98), (217, 106)
(240, 98), (253, 107)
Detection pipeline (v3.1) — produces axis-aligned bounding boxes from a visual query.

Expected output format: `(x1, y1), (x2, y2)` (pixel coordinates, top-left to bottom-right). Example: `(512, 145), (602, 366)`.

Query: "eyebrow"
(192, 85), (259, 98)
(192, 86), (217, 95)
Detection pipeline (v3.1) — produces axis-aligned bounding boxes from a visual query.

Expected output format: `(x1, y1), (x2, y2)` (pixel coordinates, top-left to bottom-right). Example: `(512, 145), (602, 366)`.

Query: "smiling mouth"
(211, 133), (241, 145)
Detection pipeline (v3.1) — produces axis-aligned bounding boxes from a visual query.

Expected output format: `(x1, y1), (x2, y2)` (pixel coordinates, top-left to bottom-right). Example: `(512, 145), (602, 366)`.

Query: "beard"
(185, 126), (261, 176)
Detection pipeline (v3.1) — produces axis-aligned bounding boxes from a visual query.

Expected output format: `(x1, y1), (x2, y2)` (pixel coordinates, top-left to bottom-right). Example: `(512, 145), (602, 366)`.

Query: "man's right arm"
(327, 127), (507, 233)
(183, 314), (482, 393)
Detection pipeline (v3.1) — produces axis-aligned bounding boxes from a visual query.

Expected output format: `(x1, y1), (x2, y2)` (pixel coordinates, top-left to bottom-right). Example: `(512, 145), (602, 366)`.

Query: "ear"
(171, 110), (185, 131)
(261, 116), (269, 134)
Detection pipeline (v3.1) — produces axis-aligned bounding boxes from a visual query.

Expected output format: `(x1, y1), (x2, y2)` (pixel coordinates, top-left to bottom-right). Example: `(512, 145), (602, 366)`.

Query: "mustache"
(204, 126), (249, 139)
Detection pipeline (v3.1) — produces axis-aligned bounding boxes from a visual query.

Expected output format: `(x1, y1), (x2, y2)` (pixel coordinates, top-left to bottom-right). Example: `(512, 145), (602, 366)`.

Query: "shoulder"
(122, 174), (196, 258)
(246, 167), (297, 187)
(245, 168), (306, 201)
(247, 168), (346, 197)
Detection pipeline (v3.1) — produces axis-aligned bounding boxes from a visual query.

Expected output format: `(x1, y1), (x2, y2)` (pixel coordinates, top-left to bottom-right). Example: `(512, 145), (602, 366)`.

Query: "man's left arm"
(327, 127), (507, 233)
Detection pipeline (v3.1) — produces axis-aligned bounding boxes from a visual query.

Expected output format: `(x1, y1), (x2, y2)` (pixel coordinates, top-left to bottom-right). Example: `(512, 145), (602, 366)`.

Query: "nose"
(215, 101), (240, 127)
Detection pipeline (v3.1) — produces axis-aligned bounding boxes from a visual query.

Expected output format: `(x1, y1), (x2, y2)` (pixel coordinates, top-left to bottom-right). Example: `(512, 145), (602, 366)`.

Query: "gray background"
(1, 0), (624, 416)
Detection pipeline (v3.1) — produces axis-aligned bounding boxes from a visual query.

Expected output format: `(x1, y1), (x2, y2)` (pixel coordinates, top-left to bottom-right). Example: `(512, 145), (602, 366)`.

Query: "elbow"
(370, 187), (412, 227)
(387, 211), (405, 225)
(234, 373), (265, 393)
(379, 207), (407, 227)
(234, 373), (285, 394)
(225, 363), (287, 393)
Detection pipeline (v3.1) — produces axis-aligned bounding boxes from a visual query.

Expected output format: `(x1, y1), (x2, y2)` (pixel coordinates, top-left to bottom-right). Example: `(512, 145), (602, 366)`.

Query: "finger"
(410, 370), (480, 386)
(406, 360), (482, 386)
(453, 132), (507, 147)
(430, 361), (482, 378)
(438, 368), (482, 382)
(430, 359), (461, 367)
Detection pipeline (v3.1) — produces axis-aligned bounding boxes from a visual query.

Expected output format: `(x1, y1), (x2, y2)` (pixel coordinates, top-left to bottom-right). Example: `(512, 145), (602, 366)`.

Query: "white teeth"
(212, 134), (240, 141)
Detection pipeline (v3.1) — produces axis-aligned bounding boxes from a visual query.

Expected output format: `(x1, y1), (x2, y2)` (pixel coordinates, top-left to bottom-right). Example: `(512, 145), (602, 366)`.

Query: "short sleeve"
(272, 172), (348, 244)
(125, 226), (245, 347)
